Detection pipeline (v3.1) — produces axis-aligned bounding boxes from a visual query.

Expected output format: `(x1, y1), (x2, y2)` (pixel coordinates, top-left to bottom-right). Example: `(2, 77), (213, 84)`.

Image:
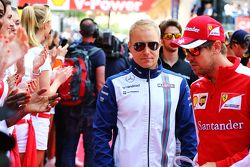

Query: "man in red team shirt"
(171, 15), (250, 167)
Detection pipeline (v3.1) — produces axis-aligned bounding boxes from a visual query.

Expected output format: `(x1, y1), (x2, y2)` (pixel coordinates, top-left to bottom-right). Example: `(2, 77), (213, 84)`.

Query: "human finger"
(36, 89), (47, 96)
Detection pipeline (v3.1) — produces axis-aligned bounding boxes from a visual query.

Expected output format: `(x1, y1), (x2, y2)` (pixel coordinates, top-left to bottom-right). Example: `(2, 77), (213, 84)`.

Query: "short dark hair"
(203, 40), (227, 56)
(159, 19), (182, 38)
(79, 18), (99, 38)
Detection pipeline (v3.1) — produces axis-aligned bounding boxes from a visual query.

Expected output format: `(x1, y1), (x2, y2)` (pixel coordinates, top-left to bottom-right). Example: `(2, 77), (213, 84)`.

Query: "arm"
(5, 89), (60, 127)
(215, 148), (250, 167)
(176, 79), (197, 160)
(93, 79), (117, 167)
(0, 27), (29, 79)
(38, 70), (51, 95)
(49, 66), (73, 94)
(51, 44), (68, 68)
(5, 109), (27, 127)
(95, 65), (105, 93)
(4, 90), (31, 127)
(38, 52), (72, 95)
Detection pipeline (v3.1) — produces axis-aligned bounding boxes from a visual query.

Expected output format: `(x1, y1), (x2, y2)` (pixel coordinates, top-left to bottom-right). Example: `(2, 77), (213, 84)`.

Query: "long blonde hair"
(21, 4), (51, 47)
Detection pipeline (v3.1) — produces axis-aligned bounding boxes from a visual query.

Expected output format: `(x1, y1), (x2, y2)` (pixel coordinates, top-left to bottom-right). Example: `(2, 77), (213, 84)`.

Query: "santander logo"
(185, 27), (200, 33)
(74, 0), (143, 12)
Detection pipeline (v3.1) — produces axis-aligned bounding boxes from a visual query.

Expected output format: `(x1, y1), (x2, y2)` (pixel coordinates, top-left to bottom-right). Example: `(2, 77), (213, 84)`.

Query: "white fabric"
(179, 40), (207, 49)
(15, 117), (29, 153)
(31, 115), (50, 150)
(23, 46), (51, 82)
(0, 120), (8, 134)
(112, 73), (183, 167)
(0, 79), (9, 106)
(16, 46), (52, 152)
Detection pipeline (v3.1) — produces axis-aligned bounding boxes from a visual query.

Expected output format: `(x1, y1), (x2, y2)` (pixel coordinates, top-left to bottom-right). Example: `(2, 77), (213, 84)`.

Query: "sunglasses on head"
(133, 42), (160, 52)
(163, 33), (182, 40)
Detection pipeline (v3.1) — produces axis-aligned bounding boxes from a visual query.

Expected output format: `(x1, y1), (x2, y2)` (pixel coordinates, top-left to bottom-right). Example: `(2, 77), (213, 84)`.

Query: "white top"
(23, 46), (51, 82)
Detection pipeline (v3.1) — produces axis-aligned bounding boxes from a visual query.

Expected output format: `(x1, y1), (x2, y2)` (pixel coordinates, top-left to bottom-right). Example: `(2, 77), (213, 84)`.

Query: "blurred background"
(12, 0), (250, 42)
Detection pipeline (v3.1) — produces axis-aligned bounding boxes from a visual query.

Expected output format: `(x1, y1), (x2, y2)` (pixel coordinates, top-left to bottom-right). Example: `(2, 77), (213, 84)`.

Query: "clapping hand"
(0, 27), (29, 77)
(57, 43), (69, 58)
(52, 66), (73, 84)
(24, 89), (60, 113)
(4, 89), (31, 111)
(17, 79), (38, 94)
(7, 73), (20, 93)
(32, 47), (48, 74)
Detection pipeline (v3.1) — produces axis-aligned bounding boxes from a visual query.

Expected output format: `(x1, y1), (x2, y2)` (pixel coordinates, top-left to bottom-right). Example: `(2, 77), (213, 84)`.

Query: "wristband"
(32, 71), (40, 76)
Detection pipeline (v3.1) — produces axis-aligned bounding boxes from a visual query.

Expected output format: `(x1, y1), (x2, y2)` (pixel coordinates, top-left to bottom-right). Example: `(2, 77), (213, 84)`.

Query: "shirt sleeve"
(91, 49), (106, 68)
(216, 148), (250, 167)
(175, 78), (198, 160)
(93, 78), (117, 167)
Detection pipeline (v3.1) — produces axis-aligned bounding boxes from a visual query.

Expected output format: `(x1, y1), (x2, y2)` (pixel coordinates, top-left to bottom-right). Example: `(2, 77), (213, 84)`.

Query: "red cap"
(171, 16), (225, 49)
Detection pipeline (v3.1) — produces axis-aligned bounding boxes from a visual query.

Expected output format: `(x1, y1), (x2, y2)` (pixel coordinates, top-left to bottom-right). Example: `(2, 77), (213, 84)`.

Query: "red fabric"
(10, 128), (21, 167)
(22, 119), (37, 167)
(31, 113), (50, 119)
(191, 57), (250, 166)
(0, 80), (4, 98)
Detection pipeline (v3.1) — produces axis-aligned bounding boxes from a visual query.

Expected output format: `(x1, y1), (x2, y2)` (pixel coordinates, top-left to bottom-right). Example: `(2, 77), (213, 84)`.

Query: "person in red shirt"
(171, 15), (250, 167)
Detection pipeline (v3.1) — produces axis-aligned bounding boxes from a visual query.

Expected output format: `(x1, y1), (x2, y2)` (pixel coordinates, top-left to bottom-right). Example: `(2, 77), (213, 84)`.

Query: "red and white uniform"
(0, 79), (9, 133)
(21, 46), (52, 151)
(191, 57), (250, 167)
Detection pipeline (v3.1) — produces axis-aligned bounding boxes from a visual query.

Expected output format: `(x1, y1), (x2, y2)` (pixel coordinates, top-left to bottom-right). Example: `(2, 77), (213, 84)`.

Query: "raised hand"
(57, 43), (69, 58)
(4, 89), (31, 111)
(0, 27), (29, 78)
(16, 57), (25, 77)
(32, 48), (48, 74)
(27, 79), (38, 94)
(50, 44), (68, 66)
(24, 89), (60, 113)
(7, 74), (20, 93)
(53, 66), (73, 84)
(17, 79), (38, 94)
(49, 47), (58, 64)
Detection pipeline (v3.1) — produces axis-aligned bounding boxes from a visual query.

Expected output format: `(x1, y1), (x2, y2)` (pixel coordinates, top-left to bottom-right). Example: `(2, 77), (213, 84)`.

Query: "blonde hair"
(21, 4), (52, 47)
(129, 19), (160, 41)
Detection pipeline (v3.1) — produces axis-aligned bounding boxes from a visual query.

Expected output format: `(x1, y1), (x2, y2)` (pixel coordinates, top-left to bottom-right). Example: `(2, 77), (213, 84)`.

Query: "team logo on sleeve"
(219, 93), (244, 111)
(193, 93), (208, 110)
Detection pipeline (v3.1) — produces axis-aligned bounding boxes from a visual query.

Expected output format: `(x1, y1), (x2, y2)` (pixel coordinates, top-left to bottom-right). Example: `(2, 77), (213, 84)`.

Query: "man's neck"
(82, 37), (95, 43)
(162, 48), (179, 67)
(208, 55), (234, 84)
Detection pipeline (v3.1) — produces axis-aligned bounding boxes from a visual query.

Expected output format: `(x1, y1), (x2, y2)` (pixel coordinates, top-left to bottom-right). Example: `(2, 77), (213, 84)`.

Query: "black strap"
(70, 57), (82, 100)
(68, 47), (101, 100)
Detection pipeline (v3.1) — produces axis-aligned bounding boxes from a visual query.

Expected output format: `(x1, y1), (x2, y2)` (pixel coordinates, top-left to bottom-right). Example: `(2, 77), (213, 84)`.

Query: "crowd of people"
(0, 0), (250, 167)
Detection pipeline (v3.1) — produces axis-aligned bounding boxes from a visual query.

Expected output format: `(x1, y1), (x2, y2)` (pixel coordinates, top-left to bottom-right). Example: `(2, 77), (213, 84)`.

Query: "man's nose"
(144, 45), (151, 53)
(186, 52), (193, 62)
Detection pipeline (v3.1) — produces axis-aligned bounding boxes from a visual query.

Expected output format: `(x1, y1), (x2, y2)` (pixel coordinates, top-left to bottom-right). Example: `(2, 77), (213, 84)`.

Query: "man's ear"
(213, 40), (222, 54)
(128, 41), (132, 52)
(160, 39), (164, 45)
